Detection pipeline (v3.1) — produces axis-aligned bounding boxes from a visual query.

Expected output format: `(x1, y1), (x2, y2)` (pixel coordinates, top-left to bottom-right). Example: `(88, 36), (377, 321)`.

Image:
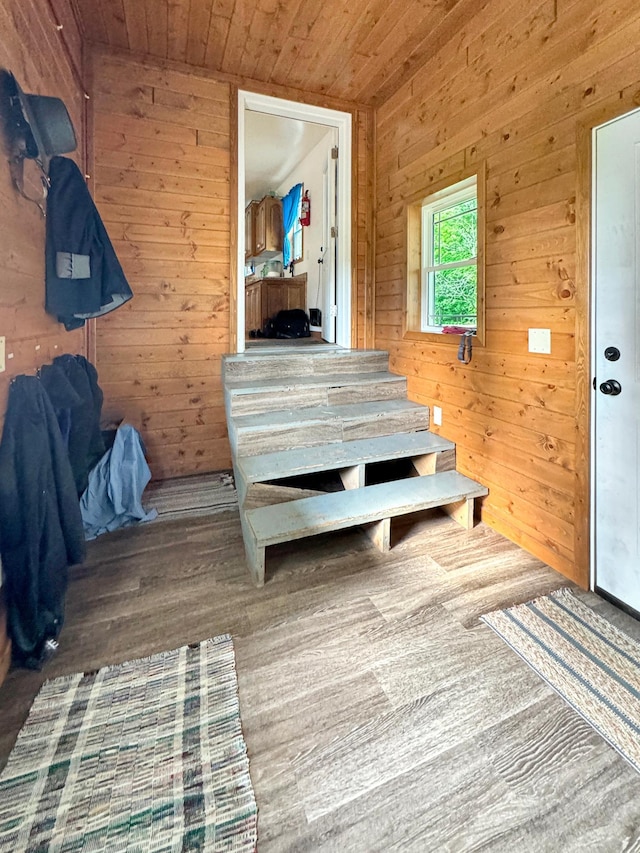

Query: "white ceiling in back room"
(244, 110), (332, 202)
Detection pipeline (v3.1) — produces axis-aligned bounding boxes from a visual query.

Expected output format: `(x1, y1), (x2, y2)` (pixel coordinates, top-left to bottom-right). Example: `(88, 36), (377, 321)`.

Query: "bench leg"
(411, 452), (437, 476)
(364, 517), (391, 552)
(234, 463), (248, 508)
(241, 515), (266, 587)
(245, 539), (266, 587)
(443, 497), (474, 530)
(340, 463), (365, 490)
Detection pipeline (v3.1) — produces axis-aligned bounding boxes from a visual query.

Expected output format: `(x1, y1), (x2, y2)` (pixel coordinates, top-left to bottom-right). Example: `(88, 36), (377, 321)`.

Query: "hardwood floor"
(2, 506), (640, 850)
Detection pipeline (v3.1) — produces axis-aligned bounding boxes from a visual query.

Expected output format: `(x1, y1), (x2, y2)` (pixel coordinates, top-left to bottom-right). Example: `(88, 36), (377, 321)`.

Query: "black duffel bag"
(274, 309), (310, 338)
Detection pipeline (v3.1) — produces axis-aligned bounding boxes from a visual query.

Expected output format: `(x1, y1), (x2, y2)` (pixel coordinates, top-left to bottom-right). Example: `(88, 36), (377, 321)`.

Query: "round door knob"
(600, 379), (622, 396)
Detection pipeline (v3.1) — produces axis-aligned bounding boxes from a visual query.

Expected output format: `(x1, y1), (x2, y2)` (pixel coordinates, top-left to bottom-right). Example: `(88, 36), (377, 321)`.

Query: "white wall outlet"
(433, 405), (442, 426)
(528, 328), (551, 354)
(0, 337), (5, 373)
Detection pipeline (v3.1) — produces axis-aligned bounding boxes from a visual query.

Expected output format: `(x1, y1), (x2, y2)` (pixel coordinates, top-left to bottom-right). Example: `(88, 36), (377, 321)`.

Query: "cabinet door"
(254, 202), (266, 254)
(245, 201), (258, 259)
(264, 282), (286, 321)
(264, 279), (307, 321)
(286, 280), (306, 311)
(245, 283), (262, 335)
(244, 206), (252, 261)
(265, 197), (284, 253)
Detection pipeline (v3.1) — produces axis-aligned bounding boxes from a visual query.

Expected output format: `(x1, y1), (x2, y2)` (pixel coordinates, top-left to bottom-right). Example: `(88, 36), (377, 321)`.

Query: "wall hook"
(9, 152), (49, 217)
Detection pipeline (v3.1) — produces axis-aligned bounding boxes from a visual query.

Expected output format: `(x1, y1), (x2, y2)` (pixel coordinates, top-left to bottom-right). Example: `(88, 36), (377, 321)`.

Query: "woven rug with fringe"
(482, 588), (640, 774)
(146, 472), (238, 522)
(0, 635), (257, 852)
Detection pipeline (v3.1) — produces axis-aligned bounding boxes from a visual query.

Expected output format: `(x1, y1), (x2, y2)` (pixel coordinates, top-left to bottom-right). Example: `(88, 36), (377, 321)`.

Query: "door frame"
(575, 97), (640, 591)
(235, 89), (352, 353)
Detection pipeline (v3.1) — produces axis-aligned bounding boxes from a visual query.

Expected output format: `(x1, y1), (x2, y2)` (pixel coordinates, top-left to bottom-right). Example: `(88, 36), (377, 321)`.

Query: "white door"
(593, 107), (640, 611)
(322, 139), (338, 343)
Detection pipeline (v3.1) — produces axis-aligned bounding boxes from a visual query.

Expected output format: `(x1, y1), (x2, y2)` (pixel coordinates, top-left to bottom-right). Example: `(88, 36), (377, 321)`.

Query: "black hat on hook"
(7, 71), (77, 162)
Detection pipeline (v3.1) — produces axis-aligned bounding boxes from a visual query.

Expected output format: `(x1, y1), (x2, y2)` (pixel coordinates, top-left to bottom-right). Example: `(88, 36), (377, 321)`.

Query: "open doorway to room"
(236, 91), (352, 353)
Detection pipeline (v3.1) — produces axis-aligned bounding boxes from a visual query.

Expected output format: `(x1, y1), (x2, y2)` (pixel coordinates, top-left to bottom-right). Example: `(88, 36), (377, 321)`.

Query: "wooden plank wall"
(375, 0), (640, 585)
(354, 107), (375, 349)
(91, 48), (374, 480)
(0, 0), (85, 684)
(90, 51), (233, 479)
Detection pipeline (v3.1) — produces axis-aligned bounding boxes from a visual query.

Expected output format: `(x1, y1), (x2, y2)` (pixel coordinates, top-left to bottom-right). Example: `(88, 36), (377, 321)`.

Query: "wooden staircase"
(222, 346), (488, 586)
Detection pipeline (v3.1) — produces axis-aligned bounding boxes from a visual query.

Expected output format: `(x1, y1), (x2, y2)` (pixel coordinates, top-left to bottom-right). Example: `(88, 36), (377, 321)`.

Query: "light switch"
(0, 337), (5, 373)
(433, 405), (442, 426)
(528, 328), (551, 354)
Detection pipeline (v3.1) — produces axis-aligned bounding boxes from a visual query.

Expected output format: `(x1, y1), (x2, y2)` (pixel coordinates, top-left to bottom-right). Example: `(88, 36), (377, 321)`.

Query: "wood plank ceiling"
(72, 0), (478, 105)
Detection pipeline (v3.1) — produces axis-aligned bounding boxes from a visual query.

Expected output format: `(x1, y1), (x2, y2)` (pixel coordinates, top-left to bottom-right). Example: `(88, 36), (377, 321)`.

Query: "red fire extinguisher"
(300, 190), (311, 227)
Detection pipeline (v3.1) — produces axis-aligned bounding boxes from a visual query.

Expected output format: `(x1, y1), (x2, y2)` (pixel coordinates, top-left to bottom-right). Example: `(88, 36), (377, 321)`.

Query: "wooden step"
(238, 431), (455, 487)
(222, 348), (389, 381)
(230, 399), (431, 457)
(242, 471), (489, 586)
(225, 371), (407, 416)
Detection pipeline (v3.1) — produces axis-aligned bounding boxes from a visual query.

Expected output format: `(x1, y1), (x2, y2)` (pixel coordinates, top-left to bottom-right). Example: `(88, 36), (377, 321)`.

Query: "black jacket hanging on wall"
(52, 354), (105, 496)
(0, 376), (86, 668)
(45, 156), (133, 331)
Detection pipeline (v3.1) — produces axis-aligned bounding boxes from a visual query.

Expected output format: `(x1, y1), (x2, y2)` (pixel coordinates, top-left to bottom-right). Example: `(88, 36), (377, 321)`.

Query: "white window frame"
(421, 175), (478, 333)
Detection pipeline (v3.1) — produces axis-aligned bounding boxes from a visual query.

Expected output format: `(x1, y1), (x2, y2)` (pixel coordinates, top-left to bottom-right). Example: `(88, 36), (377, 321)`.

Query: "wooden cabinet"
(245, 278), (263, 335)
(245, 275), (307, 336)
(245, 196), (283, 259)
(244, 201), (259, 261)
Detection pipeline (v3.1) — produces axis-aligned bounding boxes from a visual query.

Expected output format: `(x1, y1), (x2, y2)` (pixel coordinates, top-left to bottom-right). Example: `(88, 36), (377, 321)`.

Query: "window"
(287, 190), (303, 265)
(291, 211), (303, 263)
(405, 166), (485, 342)
(422, 177), (477, 330)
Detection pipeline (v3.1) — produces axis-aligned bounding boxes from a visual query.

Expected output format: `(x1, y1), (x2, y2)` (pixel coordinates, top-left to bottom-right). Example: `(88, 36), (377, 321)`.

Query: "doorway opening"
(236, 91), (352, 353)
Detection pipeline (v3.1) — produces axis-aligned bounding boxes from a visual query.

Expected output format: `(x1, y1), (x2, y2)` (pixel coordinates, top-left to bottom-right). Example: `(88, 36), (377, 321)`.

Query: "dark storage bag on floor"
(274, 309), (310, 338)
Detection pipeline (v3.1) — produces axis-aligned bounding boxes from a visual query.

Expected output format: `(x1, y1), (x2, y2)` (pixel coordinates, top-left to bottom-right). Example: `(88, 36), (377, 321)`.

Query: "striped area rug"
(482, 589), (640, 774)
(146, 472), (238, 522)
(0, 636), (257, 852)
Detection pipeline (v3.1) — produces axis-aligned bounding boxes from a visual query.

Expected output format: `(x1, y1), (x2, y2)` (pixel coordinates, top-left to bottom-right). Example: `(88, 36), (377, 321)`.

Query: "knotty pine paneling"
(354, 107), (375, 348)
(0, 0), (85, 683)
(91, 48), (373, 479)
(73, 0), (490, 107)
(0, 0), (85, 415)
(374, 0), (640, 586)
(91, 50), (233, 477)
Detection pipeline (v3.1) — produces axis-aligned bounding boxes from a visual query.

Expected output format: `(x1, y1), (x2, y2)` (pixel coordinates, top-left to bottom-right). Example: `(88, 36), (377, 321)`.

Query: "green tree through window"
(422, 178), (477, 330)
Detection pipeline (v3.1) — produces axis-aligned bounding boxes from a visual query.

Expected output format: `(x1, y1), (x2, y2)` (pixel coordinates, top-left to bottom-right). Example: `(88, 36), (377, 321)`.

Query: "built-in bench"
(243, 471), (489, 586)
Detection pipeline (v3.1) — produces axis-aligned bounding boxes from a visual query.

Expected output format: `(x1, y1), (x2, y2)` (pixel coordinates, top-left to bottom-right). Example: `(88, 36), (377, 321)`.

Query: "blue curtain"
(281, 183), (302, 268)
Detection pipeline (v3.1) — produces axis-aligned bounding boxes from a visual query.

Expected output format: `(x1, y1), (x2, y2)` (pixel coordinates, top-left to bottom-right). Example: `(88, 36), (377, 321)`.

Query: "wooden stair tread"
(238, 431), (455, 484)
(224, 348), (388, 366)
(225, 370), (404, 393)
(222, 349), (389, 379)
(222, 346), (489, 586)
(232, 398), (429, 431)
(246, 471), (488, 547)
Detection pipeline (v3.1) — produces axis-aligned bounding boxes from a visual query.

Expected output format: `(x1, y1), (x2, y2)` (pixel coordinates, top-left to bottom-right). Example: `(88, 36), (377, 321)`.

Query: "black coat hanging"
(45, 156), (133, 330)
